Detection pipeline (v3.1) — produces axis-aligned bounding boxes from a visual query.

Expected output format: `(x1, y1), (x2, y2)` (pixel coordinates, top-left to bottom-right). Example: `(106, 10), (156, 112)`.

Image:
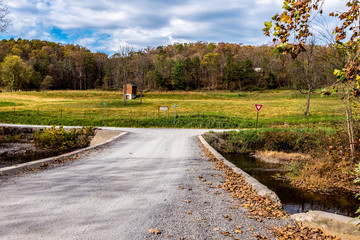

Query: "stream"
(223, 153), (359, 217)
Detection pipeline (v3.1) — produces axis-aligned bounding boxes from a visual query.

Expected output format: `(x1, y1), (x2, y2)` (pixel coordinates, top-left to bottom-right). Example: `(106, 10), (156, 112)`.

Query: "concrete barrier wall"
(198, 135), (282, 207)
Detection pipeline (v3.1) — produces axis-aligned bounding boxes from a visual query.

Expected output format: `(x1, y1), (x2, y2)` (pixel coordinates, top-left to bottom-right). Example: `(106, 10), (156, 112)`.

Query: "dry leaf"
(149, 228), (161, 235)
(221, 231), (232, 237)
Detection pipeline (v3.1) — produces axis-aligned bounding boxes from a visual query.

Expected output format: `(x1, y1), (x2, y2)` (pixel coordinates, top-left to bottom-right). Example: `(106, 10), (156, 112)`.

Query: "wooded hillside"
(0, 38), (344, 92)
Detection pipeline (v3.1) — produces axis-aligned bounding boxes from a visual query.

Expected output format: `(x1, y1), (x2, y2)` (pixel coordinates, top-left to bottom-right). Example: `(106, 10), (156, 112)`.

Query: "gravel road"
(0, 128), (292, 239)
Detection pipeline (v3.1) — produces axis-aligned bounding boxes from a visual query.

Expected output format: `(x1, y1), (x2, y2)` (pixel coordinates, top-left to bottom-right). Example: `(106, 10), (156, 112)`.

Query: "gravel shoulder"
(141, 137), (293, 240)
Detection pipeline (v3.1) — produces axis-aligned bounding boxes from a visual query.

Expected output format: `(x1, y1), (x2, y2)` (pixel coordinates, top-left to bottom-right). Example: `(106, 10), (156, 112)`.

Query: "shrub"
(34, 126), (94, 152)
(286, 161), (303, 177)
(261, 131), (298, 152)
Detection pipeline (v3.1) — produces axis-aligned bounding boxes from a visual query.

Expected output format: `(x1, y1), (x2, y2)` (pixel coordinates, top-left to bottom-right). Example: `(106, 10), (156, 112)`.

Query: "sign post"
(158, 106), (169, 117)
(103, 103), (107, 126)
(171, 105), (179, 124)
(255, 104), (263, 130)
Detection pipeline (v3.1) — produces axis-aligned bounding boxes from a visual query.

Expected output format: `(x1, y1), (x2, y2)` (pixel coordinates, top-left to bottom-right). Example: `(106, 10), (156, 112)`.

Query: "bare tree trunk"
(344, 84), (355, 158)
(305, 84), (311, 115)
(140, 88), (143, 104)
(123, 84), (127, 106)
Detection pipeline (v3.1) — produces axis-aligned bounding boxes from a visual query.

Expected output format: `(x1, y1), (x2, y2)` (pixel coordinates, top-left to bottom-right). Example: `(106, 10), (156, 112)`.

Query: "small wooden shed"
(123, 83), (137, 99)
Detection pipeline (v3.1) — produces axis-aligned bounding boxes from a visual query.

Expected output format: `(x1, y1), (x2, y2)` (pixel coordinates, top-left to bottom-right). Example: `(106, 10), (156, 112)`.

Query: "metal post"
(256, 111), (259, 130)
(173, 107), (176, 124)
(103, 103), (106, 126)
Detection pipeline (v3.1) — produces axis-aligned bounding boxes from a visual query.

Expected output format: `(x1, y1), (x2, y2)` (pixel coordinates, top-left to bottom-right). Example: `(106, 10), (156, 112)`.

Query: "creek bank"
(199, 135), (340, 239)
(223, 153), (359, 218)
(0, 126), (95, 168)
(203, 130), (360, 195)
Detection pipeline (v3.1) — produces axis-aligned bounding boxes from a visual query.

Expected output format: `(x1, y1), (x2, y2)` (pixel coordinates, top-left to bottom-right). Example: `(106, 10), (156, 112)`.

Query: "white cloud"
(3, 0), (352, 54)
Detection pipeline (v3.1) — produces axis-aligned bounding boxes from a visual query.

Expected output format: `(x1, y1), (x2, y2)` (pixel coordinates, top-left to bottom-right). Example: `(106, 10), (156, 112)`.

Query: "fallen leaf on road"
(254, 234), (270, 239)
(184, 200), (191, 203)
(221, 231), (232, 237)
(179, 186), (184, 189)
(222, 214), (232, 221)
(273, 222), (340, 240)
(234, 226), (242, 234)
(198, 218), (206, 222)
(149, 228), (161, 235)
(213, 227), (220, 231)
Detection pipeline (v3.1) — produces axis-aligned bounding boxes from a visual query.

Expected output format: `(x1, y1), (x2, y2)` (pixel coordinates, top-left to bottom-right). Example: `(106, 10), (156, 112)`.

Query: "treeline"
(0, 38), (344, 92)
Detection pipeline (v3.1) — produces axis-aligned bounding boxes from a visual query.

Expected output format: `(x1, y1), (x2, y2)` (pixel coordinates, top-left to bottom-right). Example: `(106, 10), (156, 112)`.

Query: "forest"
(0, 38), (345, 92)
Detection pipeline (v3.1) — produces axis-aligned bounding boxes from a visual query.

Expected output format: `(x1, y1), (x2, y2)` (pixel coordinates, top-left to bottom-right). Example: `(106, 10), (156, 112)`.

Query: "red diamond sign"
(255, 104), (263, 112)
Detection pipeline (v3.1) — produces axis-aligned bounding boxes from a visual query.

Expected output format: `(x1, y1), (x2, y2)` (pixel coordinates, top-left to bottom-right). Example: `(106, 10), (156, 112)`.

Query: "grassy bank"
(0, 90), (346, 129)
(203, 129), (360, 194)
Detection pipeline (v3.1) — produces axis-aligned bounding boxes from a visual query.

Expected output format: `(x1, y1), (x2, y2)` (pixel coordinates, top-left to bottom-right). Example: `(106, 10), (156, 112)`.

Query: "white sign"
(159, 106), (169, 111)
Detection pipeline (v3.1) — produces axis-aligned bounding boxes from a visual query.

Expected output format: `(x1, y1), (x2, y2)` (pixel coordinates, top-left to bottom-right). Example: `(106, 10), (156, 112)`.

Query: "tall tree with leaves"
(1, 55), (27, 91)
(172, 58), (186, 90)
(263, 0), (360, 157)
(201, 53), (221, 90)
(134, 50), (151, 104)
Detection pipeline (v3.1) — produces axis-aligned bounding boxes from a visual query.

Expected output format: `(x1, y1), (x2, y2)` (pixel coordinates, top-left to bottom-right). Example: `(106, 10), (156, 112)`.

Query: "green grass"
(0, 90), (348, 129)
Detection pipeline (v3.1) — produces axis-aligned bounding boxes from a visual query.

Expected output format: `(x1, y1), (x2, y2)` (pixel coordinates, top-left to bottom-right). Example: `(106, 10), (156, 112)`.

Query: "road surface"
(0, 128), (289, 239)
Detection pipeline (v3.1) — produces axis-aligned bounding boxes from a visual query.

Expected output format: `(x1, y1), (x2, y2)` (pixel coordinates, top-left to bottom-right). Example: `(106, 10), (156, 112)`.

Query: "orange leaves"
(222, 214), (232, 221)
(221, 231), (232, 237)
(273, 222), (340, 240)
(234, 226), (242, 234)
(200, 138), (288, 221)
(148, 228), (161, 235)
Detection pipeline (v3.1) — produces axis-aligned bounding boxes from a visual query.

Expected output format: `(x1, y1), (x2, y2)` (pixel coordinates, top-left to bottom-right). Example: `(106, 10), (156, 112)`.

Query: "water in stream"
(223, 153), (359, 217)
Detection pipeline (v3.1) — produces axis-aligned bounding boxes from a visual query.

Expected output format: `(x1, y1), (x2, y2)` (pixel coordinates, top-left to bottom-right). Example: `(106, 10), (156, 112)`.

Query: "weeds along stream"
(223, 153), (359, 218)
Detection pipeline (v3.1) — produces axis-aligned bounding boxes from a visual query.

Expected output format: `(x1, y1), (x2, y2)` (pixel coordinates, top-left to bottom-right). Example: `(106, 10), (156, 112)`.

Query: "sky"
(4, 0), (347, 55)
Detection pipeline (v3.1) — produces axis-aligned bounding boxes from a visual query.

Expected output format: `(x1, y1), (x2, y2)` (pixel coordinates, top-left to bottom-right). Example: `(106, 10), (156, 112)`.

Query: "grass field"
(0, 90), (347, 129)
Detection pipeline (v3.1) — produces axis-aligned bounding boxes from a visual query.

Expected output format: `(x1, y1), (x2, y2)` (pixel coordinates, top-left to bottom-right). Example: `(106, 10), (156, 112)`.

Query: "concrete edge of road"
(198, 134), (360, 239)
(291, 211), (360, 240)
(198, 134), (282, 208)
(0, 130), (128, 176)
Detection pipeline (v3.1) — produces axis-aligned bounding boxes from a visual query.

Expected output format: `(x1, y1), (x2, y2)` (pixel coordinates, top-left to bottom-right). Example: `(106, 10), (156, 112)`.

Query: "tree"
(172, 59), (186, 90)
(0, 55), (27, 91)
(94, 52), (108, 88)
(292, 39), (324, 115)
(134, 50), (151, 104)
(118, 44), (134, 105)
(201, 53), (221, 90)
(40, 75), (55, 90)
(223, 54), (237, 89)
(263, 0), (360, 157)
